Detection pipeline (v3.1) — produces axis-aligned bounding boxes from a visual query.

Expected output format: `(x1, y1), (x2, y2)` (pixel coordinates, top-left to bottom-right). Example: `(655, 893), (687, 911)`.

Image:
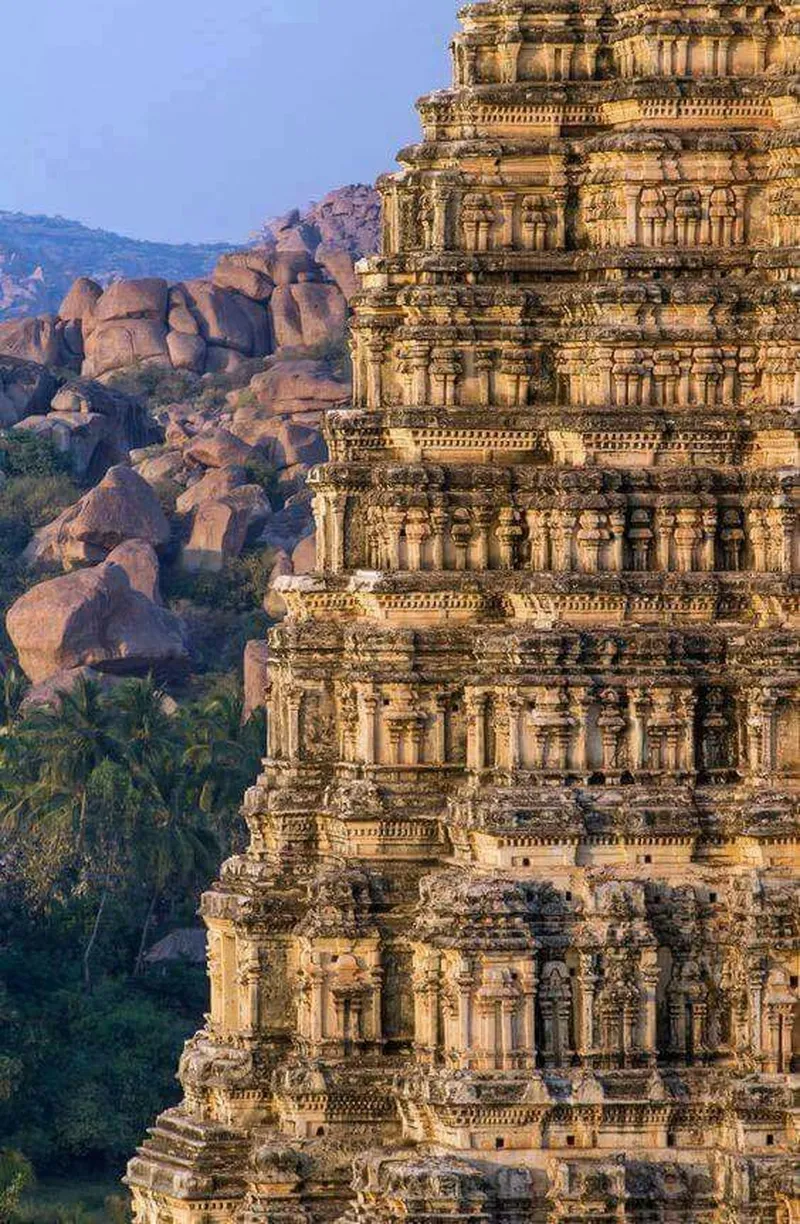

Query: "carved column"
(700, 509), (718, 572)
(432, 696), (448, 766)
(466, 690), (488, 772)
(578, 954), (598, 1061)
(405, 508), (430, 572)
(330, 494), (348, 574)
(366, 338), (385, 409)
(496, 507), (522, 569)
(430, 508), (448, 570)
(359, 688), (379, 765)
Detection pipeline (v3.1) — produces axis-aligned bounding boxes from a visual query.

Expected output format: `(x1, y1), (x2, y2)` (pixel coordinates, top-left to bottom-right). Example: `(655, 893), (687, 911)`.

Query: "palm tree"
(127, 747), (219, 977)
(0, 677), (129, 988)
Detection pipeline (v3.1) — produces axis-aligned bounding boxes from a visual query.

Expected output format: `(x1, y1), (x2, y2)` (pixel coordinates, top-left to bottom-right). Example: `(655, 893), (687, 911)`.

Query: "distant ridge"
(0, 210), (232, 320)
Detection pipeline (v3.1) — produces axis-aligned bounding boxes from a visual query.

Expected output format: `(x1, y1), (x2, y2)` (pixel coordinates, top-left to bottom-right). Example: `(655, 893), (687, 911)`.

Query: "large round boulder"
(7, 558), (187, 683)
(82, 319), (170, 379)
(59, 277), (103, 323)
(92, 278), (169, 325)
(0, 316), (69, 368)
(25, 464), (171, 567)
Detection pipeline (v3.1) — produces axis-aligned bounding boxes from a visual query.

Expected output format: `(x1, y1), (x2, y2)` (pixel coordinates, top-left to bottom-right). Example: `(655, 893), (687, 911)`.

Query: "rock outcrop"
(0, 233), (353, 382)
(25, 464), (170, 567)
(259, 185), (381, 261)
(0, 355), (58, 426)
(0, 210), (228, 322)
(7, 556), (186, 683)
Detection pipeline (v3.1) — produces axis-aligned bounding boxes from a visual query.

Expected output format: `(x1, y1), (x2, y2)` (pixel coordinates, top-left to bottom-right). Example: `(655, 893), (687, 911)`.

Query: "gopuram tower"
(129, 2), (800, 1220)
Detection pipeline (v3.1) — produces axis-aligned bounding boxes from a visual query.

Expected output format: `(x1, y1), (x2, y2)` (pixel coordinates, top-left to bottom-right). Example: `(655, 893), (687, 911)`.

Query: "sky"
(2, 0), (456, 245)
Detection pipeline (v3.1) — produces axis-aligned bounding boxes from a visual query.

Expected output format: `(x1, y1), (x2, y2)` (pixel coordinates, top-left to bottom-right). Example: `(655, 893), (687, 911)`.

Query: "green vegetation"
(0, 434), (81, 656)
(107, 358), (268, 416)
(17, 1176), (129, 1224)
(0, 675), (265, 1190)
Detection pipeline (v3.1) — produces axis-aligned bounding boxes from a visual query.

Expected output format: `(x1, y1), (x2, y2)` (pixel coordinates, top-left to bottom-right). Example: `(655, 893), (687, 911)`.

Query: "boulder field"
(0, 227), (356, 379)
(2, 194), (367, 697)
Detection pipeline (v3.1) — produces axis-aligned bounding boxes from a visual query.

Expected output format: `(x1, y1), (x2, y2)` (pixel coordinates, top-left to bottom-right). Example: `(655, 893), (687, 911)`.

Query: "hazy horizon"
(2, 0), (456, 246)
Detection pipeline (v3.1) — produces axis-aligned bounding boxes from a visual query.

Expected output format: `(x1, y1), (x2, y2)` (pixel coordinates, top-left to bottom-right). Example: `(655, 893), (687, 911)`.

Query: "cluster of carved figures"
(129, 2), (799, 1222)
(341, 499), (797, 575)
(268, 670), (799, 783)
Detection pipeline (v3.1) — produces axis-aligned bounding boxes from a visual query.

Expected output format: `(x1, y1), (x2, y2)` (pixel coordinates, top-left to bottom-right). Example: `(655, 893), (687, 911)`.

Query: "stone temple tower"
(129, 2), (800, 1220)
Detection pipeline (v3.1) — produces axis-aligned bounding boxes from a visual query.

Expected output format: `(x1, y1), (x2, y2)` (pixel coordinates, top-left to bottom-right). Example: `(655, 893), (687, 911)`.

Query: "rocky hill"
(0, 212), (230, 321)
(0, 187), (383, 711)
(0, 186), (381, 323)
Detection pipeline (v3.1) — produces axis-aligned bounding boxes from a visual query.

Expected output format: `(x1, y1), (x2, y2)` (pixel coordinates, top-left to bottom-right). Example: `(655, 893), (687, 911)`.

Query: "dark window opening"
(566, 1135), (576, 1147)
(495, 1137), (505, 1150)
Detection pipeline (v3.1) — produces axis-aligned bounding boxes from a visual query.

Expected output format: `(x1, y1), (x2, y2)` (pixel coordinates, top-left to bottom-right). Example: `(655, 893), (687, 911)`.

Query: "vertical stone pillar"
(330, 494), (348, 574)
(366, 338), (385, 409)
(360, 688), (379, 765)
(286, 689), (303, 762)
(466, 690), (487, 771)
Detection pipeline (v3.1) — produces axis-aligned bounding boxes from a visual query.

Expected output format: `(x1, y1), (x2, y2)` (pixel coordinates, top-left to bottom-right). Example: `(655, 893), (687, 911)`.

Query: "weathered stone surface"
(166, 330), (207, 372)
(258, 419), (327, 470)
(51, 377), (161, 453)
(243, 639), (270, 719)
(133, 448), (185, 486)
(0, 356), (58, 425)
(264, 249), (318, 286)
(242, 358), (349, 416)
(182, 495), (252, 571)
(93, 277), (169, 324)
(0, 315), (66, 367)
(256, 493), (314, 555)
(315, 242), (359, 300)
(181, 280), (269, 356)
(167, 285), (201, 335)
(26, 464), (171, 566)
(130, 9), (800, 1224)
(7, 559), (186, 683)
(175, 465), (249, 514)
(14, 411), (111, 480)
(83, 318), (170, 378)
(106, 538), (161, 602)
(290, 530), (316, 575)
(212, 253), (274, 302)
(269, 283), (347, 349)
(58, 277), (103, 322)
(184, 428), (256, 470)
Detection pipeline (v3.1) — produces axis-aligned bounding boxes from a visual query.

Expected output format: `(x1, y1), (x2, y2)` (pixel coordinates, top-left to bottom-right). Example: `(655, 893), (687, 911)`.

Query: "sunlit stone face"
(128, 3), (800, 1220)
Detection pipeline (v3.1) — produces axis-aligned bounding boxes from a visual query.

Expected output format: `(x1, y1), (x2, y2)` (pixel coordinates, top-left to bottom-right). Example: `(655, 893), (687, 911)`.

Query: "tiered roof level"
(129, 3), (800, 1222)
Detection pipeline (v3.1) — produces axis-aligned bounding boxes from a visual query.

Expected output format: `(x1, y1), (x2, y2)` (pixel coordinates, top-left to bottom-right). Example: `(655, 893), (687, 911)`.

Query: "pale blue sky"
(3, 0), (456, 244)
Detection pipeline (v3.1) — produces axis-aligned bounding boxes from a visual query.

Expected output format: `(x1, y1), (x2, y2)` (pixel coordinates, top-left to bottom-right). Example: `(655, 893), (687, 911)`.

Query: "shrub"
(0, 434), (69, 480)
(105, 366), (199, 409)
(0, 475), (80, 532)
(0, 1148), (35, 1220)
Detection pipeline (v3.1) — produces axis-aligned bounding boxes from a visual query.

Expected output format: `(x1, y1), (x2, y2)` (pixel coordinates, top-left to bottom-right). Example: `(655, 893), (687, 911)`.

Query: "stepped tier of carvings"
(128, 1), (799, 1221)
(452, 2), (800, 86)
(324, 406), (799, 470)
(259, 620), (800, 794)
(308, 463), (800, 577)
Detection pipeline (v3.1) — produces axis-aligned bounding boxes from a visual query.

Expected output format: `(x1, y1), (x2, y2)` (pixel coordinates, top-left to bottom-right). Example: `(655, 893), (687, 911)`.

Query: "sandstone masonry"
(128, 2), (800, 1221)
